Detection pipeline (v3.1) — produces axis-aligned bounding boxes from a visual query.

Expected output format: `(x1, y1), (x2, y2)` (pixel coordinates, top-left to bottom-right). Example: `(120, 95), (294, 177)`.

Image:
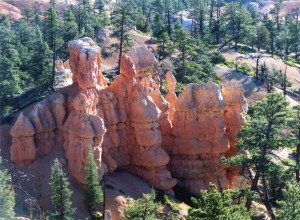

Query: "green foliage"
(237, 63), (254, 76)
(44, 7), (61, 51)
(157, 32), (173, 61)
(49, 159), (75, 219)
(187, 183), (251, 220)
(0, 156), (15, 219)
(221, 2), (252, 48)
(61, 9), (78, 59)
(210, 51), (226, 65)
(29, 27), (53, 89)
(0, 17), (22, 116)
(223, 60), (236, 69)
(111, 0), (134, 71)
(283, 60), (298, 67)
(84, 147), (103, 212)
(224, 93), (291, 216)
(124, 190), (160, 220)
(277, 181), (300, 219)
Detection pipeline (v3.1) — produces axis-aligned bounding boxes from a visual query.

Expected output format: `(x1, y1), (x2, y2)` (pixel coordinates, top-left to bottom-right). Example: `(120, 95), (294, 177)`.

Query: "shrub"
(210, 51), (226, 65)
(224, 60), (236, 69)
(237, 63), (254, 75)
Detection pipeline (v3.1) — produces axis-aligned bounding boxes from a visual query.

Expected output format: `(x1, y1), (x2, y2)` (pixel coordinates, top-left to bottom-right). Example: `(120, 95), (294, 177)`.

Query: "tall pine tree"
(84, 147), (103, 212)
(44, 7), (61, 91)
(49, 159), (75, 219)
(111, 0), (134, 73)
(225, 93), (291, 219)
(29, 26), (53, 91)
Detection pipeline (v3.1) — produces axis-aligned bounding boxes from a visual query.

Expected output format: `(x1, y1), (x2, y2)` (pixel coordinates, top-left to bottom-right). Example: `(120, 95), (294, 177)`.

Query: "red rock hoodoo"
(10, 37), (246, 195)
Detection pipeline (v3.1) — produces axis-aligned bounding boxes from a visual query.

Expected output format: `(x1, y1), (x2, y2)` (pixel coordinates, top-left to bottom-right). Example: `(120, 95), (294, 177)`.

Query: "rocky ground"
(221, 48), (300, 90)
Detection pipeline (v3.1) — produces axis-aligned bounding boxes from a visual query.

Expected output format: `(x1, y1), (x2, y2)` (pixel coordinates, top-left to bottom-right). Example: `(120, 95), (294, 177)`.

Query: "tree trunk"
(246, 172), (260, 210)
(167, 9), (171, 37)
(262, 175), (277, 220)
(255, 53), (261, 81)
(118, 11), (125, 74)
(296, 112), (300, 182)
(209, 0), (214, 31)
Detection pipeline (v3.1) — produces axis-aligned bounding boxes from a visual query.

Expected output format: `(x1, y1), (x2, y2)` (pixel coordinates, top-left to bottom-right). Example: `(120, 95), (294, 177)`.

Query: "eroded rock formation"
(101, 54), (176, 193)
(168, 82), (230, 195)
(10, 37), (246, 196)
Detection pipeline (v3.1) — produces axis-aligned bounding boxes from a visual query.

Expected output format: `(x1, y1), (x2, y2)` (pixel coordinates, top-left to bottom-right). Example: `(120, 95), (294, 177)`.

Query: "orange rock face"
(222, 82), (247, 185)
(103, 54), (176, 193)
(168, 82), (230, 195)
(10, 38), (246, 195)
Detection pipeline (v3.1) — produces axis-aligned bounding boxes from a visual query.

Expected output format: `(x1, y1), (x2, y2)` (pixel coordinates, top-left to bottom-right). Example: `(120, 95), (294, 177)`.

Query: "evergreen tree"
(221, 2), (252, 50)
(152, 14), (165, 39)
(291, 106), (300, 182)
(111, 0), (134, 73)
(94, 0), (105, 14)
(124, 190), (160, 220)
(28, 26), (53, 91)
(263, 14), (276, 56)
(22, 8), (34, 25)
(49, 159), (75, 219)
(0, 16), (22, 116)
(277, 181), (300, 219)
(0, 156), (15, 219)
(157, 32), (173, 61)
(61, 9), (79, 59)
(224, 93), (291, 219)
(256, 25), (270, 52)
(44, 7), (61, 91)
(187, 183), (251, 220)
(172, 20), (191, 80)
(84, 147), (103, 212)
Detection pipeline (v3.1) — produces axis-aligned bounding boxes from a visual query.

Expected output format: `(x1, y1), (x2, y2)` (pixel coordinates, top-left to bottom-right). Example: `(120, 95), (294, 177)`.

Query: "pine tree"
(44, 7), (61, 91)
(94, 0), (105, 14)
(291, 106), (300, 182)
(0, 16), (22, 116)
(84, 147), (103, 212)
(224, 93), (291, 219)
(172, 20), (190, 80)
(111, 0), (134, 73)
(124, 190), (160, 220)
(277, 181), (300, 219)
(187, 183), (251, 220)
(157, 32), (173, 61)
(49, 159), (75, 219)
(29, 26), (52, 91)
(61, 9), (78, 59)
(0, 156), (15, 219)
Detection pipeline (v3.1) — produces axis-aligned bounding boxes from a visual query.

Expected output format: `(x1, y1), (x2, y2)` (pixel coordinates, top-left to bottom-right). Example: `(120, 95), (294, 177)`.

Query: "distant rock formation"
(10, 37), (246, 195)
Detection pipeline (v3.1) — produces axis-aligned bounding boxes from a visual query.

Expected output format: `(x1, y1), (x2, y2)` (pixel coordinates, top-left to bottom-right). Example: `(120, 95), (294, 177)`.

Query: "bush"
(210, 51), (226, 65)
(124, 190), (160, 220)
(237, 63), (254, 76)
(224, 60), (236, 69)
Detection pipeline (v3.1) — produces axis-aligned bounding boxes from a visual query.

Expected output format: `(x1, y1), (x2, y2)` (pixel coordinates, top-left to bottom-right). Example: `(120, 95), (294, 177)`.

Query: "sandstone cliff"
(10, 37), (246, 195)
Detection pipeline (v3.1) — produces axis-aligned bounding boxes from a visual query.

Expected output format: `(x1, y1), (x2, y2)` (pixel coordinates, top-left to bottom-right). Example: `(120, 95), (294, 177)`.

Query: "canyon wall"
(10, 37), (246, 195)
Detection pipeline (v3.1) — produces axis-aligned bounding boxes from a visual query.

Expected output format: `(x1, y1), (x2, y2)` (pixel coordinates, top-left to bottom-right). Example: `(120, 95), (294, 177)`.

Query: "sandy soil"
(221, 49), (300, 90)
